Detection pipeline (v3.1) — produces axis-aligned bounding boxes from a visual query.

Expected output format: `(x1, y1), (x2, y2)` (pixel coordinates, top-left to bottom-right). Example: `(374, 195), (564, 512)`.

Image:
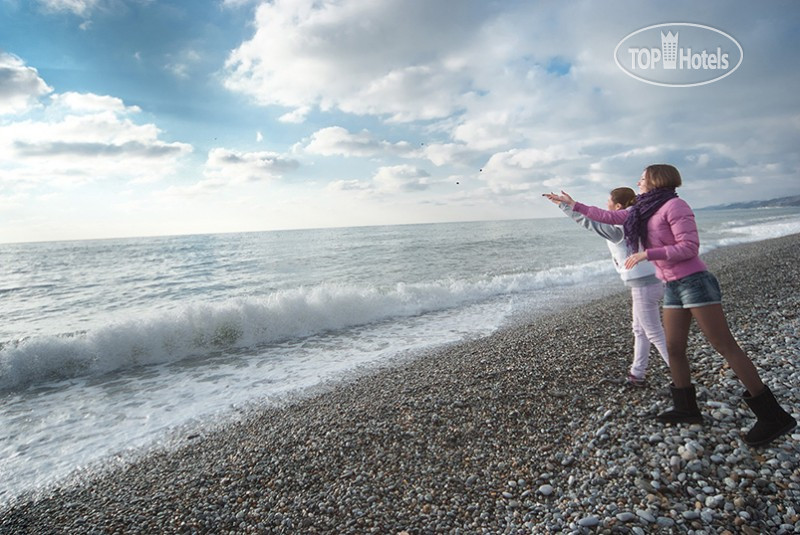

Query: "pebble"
(656, 516), (675, 528)
(538, 484), (554, 496)
(1, 235), (799, 534)
(577, 515), (599, 527)
(636, 509), (656, 523)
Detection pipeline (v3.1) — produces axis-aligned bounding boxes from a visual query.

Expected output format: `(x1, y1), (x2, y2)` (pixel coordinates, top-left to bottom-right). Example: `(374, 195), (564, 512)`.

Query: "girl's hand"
(542, 190), (576, 207)
(625, 251), (648, 269)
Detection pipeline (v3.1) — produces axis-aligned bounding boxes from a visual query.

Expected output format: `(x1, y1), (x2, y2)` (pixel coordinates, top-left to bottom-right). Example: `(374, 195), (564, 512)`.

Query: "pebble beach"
(2, 234), (799, 534)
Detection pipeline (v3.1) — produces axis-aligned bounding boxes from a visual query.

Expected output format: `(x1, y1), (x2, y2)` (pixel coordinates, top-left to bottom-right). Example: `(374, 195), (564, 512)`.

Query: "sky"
(1, 0), (798, 243)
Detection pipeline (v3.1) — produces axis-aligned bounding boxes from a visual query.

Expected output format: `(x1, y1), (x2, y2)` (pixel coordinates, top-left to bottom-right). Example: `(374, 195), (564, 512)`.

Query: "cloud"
(477, 145), (585, 191)
(304, 126), (481, 168)
(487, 145), (578, 171)
(326, 179), (371, 192)
(304, 126), (412, 158)
(165, 63), (190, 79)
(577, 144), (748, 198)
(218, 0), (635, 177)
(278, 106), (311, 124)
(373, 164), (430, 193)
(5, 1), (800, 243)
(14, 140), (187, 158)
(417, 143), (477, 167)
(35, 0), (101, 17)
(202, 148), (300, 184)
(222, 0), (258, 7)
(324, 164), (432, 196)
(50, 91), (140, 114)
(0, 53), (53, 115)
(222, 1), (800, 210)
(0, 58), (192, 188)
(1, 114), (192, 186)
(164, 49), (203, 79)
(223, 0), (497, 122)
(156, 148), (302, 201)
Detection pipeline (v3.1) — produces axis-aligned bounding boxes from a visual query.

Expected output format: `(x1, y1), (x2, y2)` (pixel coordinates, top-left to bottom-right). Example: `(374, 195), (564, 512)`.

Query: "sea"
(2, 207), (800, 506)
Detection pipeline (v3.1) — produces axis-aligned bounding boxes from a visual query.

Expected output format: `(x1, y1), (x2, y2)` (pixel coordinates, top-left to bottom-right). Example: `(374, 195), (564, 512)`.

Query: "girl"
(548, 164), (796, 447)
(543, 187), (670, 386)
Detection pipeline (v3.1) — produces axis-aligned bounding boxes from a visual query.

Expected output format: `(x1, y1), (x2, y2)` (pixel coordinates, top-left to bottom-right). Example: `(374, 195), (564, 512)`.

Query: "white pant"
(630, 282), (670, 379)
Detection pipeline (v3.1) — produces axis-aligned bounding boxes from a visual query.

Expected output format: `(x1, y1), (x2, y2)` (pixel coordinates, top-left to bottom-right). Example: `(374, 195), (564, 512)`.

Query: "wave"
(0, 260), (611, 392)
(0, 283), (57, 296)
(701, 214), (800, 253)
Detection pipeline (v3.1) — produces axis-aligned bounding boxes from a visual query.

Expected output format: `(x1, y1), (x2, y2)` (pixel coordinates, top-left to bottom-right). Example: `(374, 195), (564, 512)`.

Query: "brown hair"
(645, 164), (682, 188)
(610, 187), (636, 208)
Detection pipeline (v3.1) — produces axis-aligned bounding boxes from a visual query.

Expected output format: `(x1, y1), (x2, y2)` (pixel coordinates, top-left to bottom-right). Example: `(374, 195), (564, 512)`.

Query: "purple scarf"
(623, 187), (678, 253)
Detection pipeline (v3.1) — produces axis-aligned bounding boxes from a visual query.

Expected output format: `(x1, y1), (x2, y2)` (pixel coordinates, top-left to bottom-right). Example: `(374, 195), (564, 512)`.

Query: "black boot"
(742, 385), (797, 447)
(656, 384), (703, 424)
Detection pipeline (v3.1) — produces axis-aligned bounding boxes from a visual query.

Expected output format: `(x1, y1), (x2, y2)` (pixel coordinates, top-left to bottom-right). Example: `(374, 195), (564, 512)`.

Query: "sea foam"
(0, 259), (611, 391)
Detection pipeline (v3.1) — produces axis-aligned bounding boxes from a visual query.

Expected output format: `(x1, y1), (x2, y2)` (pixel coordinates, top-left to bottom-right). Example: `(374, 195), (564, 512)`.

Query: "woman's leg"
(691, 304), (794, 445)
(658, 307), (702, 423)
(690, 304), (764, 395)
(630, 287), (651, 378)
(663, 307), (693, 388)
(638, 283), (670, 368)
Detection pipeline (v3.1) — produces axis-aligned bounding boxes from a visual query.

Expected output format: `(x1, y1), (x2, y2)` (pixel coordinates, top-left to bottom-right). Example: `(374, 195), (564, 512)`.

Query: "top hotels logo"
(614, 23), (743, 87)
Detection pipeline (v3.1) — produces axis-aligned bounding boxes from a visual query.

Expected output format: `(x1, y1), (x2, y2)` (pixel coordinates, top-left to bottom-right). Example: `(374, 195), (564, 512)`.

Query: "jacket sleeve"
(559, 203), (624, 243)
(645, 199), (700, 262)
(573, 202), (630, 225)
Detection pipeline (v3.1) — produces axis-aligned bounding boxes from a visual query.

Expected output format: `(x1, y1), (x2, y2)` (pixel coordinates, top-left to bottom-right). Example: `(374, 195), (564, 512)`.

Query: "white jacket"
(559, 203), (659, 287)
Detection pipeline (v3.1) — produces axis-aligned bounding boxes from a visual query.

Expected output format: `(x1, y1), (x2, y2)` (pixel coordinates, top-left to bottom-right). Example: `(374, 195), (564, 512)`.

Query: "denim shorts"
(664, 271), (722, 309)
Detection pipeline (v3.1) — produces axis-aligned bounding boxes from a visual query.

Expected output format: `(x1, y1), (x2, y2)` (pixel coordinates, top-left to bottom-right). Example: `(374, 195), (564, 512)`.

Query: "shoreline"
(2, 234), (799, 533)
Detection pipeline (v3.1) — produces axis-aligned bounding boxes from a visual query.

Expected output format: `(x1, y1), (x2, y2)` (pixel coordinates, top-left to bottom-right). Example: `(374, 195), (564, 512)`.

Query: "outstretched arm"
(543, 191), (624, 243)
(543, 191), (576, 208)
(573, 202), (629, 225)
(543, 191), (629, 225)
(556, 202), (624, 243)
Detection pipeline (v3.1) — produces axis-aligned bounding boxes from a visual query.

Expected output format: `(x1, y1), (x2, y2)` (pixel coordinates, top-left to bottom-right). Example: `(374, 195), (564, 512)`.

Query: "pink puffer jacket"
(573, 197), (707, 282)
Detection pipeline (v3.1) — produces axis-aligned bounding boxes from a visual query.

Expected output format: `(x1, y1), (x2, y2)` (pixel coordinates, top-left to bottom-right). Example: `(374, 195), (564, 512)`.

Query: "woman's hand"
(625, 251), (648, 269)
(542, 190), (576, 207)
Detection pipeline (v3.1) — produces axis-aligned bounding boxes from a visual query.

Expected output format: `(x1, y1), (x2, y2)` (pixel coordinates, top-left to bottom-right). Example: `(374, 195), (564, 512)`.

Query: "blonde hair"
(645, 164), (682, 188)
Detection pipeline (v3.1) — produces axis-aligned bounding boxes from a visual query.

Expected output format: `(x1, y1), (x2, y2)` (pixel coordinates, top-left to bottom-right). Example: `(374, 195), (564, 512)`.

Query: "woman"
(543, 187), (670, 386)
(548, 164), (796, 447)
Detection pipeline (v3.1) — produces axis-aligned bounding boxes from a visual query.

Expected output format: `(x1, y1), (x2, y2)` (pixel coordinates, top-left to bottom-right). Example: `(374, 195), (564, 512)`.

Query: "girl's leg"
(638, 283), (670, 368)
(663, 308), (693, 388)
(630, 287), (651, 379)
(690, 304), (764, 395)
